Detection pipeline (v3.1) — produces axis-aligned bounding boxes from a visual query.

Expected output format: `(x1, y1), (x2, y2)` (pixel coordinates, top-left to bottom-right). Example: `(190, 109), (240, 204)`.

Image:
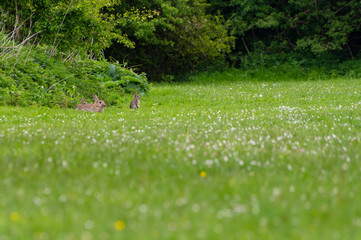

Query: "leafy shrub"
(0, 33), (149, 108)
(95, 63), (149, 94)
(105, 0), (234, 81)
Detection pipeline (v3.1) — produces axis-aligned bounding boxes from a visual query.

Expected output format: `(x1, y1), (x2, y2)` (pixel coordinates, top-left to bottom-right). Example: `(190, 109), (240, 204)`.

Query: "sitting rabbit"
(130, 91), (140, 109)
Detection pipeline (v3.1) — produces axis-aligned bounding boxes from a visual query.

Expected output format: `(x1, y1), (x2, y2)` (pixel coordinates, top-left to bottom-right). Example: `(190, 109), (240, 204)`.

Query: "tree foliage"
(1, 0), (361, 83)
(0, 0), (131, 56)
(0, 0), (233, 80)
(207, 0), (361, 65)
(105, 0), (234, 81)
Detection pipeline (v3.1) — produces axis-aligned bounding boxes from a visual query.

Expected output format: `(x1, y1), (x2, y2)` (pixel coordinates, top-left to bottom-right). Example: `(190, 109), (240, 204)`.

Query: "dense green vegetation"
(104, 0), (233, 80)
(0, 32), (149, 107)
(207, 0), (361, 61)
(1, 72), (361, 239)
(0, 0), (233, 81)
(2, 0), (361, 81)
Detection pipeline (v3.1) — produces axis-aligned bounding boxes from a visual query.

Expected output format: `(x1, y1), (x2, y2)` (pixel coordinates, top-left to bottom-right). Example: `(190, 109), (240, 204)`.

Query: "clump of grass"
(1, 73), (361, 239)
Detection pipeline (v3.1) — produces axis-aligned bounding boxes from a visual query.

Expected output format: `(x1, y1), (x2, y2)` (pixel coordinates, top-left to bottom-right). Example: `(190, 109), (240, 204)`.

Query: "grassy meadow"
(1, 70), (361, 239)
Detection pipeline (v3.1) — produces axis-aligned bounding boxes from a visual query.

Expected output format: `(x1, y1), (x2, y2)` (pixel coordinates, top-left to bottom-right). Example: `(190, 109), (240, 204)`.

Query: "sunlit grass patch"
(1, 73), (361, 239)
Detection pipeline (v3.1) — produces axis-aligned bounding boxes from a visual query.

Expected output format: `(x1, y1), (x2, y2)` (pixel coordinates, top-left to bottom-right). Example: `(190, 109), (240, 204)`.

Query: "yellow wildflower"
(10, 212), (20, 221)
(114, 220), (125, 231)
(200, 171), (207, 178)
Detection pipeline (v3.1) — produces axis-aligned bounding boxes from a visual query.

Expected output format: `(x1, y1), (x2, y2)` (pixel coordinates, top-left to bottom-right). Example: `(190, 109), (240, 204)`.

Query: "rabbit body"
(130, 91), (141, 109)
(75, 95), (106, 112)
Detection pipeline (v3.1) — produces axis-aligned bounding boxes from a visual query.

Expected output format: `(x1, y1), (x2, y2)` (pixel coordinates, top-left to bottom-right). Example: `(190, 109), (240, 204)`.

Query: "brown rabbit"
(75, 95), (106, 112)
(130, 91), (140, 109)
(74, 98), (87, 110)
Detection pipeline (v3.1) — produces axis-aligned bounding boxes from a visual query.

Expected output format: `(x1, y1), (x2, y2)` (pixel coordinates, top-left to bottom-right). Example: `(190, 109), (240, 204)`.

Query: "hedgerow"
(0, 32), (149, 108)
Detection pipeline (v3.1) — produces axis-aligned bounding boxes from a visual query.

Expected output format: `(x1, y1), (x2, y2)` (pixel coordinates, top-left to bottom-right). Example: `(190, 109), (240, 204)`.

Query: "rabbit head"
(134, 91), (140, 99)
(93, 95), (106, 108)
(75, 98), (88, 110)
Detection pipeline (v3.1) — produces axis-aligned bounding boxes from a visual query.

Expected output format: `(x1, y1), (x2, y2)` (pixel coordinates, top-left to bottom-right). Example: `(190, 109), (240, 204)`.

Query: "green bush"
(0, 33), (149, 108)
(105, 0), (234, 81)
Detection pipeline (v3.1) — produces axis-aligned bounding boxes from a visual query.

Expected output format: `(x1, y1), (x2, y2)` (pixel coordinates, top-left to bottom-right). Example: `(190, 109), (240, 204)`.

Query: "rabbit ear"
(134, 91), (137, 95)
(93, 95), (99, 101)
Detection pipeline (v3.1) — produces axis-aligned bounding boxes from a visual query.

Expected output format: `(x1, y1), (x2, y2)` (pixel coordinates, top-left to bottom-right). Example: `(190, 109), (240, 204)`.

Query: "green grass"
(1, 71), (361, 239)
